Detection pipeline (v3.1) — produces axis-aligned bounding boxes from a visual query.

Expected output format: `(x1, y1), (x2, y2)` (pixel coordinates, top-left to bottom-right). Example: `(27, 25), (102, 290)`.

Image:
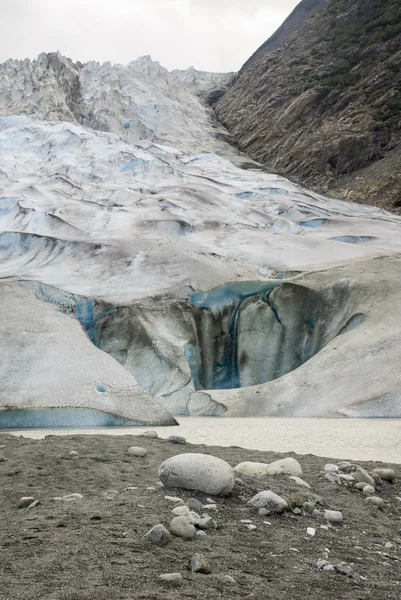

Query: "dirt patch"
(0, 433), (400, 600)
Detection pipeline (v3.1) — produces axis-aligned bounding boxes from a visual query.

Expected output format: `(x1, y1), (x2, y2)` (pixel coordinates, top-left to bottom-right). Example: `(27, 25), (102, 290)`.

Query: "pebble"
(166, 435), (187, 445)
(303, 502), (315, 514)
(196, 530), (207, 538)
(320, 525), (329, 531)
(373, 468), (395, 482)
(335, 562), (353, 577)
(244, 524), (257, 531)
(187, 511), (201, 525)
(293, 508), (302, 515)
(128, 446), (148, 457)
(143, 524), (171, 547)
(103, 489), (118, 500)
(325, 472), (340, 484)
(159, 453), (234, 496)
(159, 572), (182, 582)
(307, 527), (316, 537)
(323, 563), (335, 572)
(324, 464), (339, 473)
(62, 493), (83, 502)
(18, 496), (35, 509)
(170, 516), (197, 539)
(69, 451), (79, 459)
(248, 491), (288, 513)
(351, 466), (375, 486)
(324, 510), (343, 524)
(0, 456), (8, 462)
(172, 505), (190, 517)
(384, 542), (394, 549)
(258, 508), (271, 516)
(233, 461), (270, 477)
(198, 516), (217, 530)
(142, 430), (158, 438)
(239, 519), (253, 524)
(202, 503), (218, 511)
(338, 474), (355, 482)
(286, 491), (310, 508)
(124, 486), (138, 491)
(362, 484), (376, 496)
(266, 457), (302, 477)
(190, 553), (211, 574)
(28, 500), (40, 509)
(289, 476), (311, 489)
(354, 482), (367, 490)
(186, 498), (203, 512)
(316, 559), (328, 569)
(216, 574), (236, 584)
(165, 496), (184, 505)
(365, 496), (385, 508)
(338, 462), (353, 472)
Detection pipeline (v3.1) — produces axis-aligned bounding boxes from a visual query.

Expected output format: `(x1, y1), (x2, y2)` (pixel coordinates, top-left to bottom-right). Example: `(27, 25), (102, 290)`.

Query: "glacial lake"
(3, 417), (401, 464)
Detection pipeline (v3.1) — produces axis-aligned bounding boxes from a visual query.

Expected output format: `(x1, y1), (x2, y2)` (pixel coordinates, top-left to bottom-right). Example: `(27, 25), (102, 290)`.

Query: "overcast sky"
(0, 0), (299, 72)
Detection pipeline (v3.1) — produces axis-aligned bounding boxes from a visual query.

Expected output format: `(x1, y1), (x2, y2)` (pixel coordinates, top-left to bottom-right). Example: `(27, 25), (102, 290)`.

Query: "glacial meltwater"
(3, 417), (401, 464)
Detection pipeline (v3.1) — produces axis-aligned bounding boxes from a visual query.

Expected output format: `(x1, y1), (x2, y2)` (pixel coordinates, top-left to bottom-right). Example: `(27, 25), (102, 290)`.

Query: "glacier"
(1, 52), (401, 423)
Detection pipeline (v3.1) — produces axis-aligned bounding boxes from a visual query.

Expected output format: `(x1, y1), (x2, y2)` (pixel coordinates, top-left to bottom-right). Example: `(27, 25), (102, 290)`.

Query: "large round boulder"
(158, 453), (234, 496)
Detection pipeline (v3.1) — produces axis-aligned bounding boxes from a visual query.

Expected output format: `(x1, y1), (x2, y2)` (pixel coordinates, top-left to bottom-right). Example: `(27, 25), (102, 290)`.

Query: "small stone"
(186, 498), (203, 512)
(312, 509), (322, 517)
(248, 491), (288, 513)
(324, 510), (343, 524)
(170, 516), (197, 539)
(124, 486), (138, 491)
(338, 462), (353, 472)
(217, 574), (236, 584)
(365, 496), (385, 509)
(362, 485), (375, 496)
(323, 564), (335, 572)
(258, 507), (271, 516)
(18, 496), (35, 509)
(373, 468), (395, 482)
(202, 504), (218, 511)
(316, 559), (328, 569)
(233, 461), (269, 477)
(303, 502), (315, 514)
(244, 524), (257, 531)
(289, 476), (311, 489)
(143, 524), (171, 546)
(338, 474), (355, 482)
(165, 496), (184, 505)
(28, 500), (40, 509)
(307, 527), (316, 537)
(172, 505), (190, 516)
(69, 451), (79, 458)
(146, 486), (156, 491)
(354, 482), (367, 490)
(0, 456), (8, 462)
(166, 435), (187, 445)
(384, 542), (394, 549)
(293, 507), (302, 515)
(196, 530), (207, 538)
(239, 519), (253, 524)
(325, 472), (340, 484)
(335, 563), (353, 577)
(320, 525), (329, 531)
(324, 464), (339, 473)
(190, 553), (211, 574)
(62, 493), (83, 501)
(351, 466), (374, 486)
(128, 446), (148, 457)
(103, 489), (118, 500)
(143, 430), (158, 438)
(266, 457), (302, 477)
(198, 516), (217, 530)
(286, 491), (310, 508)
(206, 498), (214, 504)
(187, 511), (201, 525)
(159, 572), (182, 582)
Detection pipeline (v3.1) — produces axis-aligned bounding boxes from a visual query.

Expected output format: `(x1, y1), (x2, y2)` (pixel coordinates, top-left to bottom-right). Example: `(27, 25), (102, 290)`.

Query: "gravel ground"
(0, 433), (400, 600)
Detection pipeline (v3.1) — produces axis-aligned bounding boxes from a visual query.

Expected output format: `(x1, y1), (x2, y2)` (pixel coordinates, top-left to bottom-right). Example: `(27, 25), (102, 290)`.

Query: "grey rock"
(143, 430), (158, 438)
(196, 530), (207, 538)
(324, 464), (339, 473)
(18, 496), (35, 509)
(172, 505), (190, 517)
(159, 453), (234, 496)
(316, 559), (329, 569)
(244, 523), (257, 531)
(338, 474), (355, 482)
(303, 502), (315, 514)
(190, 553), (211, 574)
(324, 510), (343, 524)
(352, 466), (375, 486)
(0, 456), (8, 462)
(186, 498), (203, 513)
(289, 476), (311, 489)
(258, 507), (271, 516)
(312, 508), (322, 517)
(293, 507), (302, 515)
(61, 493), (83, 501)
(325, 472), (340, 484)
(170, 516), (197, 539)
(128, 446), (148, 457)
(69, 451), (79, 458)
(373, 468), (395, 482)
(266, 457), (302, 477)
(233, 461), (269, 477)
(103, 489), (118, 500)
(384, 542), (394, 549)
(249, 490), (288, 513)
(338, 462), (353, 472)
(166, 435), (187, 445)
(187, 511), (201, 525)
(28, 500), (40, 509)
(198, 515), (217, 530)
(365, 496), (385, 509)
(306, 527), (316, 536)
(165, 495), (184, 504)
(362, 484), (376, 496)
(354, 482), (367, 490)
(323, 563), (335, 572)
(143, 524), (171, 547)
(335, 562), (353, 577)
(159, 572), (182, 582)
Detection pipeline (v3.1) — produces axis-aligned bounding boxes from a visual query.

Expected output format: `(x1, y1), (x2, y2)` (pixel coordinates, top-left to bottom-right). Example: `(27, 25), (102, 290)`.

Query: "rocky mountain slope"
(215, 0), (401, 212)
(2, 52), (401, 422)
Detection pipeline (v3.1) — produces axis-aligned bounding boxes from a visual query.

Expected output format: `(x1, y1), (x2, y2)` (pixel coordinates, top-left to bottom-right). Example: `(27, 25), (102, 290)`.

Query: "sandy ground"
(1, 433), (400, 600)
